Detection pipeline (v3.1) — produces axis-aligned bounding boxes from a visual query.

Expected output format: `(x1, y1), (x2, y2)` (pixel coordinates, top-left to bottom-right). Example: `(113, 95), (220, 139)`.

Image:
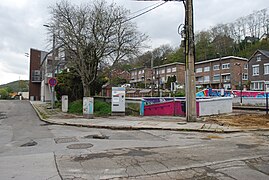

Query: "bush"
(68, 100), (83, 115)
(0, 88), (9, 99)
(94, 100), (111, 116)
(68, 99), (111, 116)
(126, 103), (140, 116)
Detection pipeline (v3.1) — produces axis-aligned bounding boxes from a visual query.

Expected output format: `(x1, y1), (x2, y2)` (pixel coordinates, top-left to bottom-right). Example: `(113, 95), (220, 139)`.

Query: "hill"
(0, 80), (29, 92)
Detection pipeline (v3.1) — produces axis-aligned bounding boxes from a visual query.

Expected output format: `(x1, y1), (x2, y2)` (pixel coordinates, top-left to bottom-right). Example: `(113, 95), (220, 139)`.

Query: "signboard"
(48, 77), (57, 87)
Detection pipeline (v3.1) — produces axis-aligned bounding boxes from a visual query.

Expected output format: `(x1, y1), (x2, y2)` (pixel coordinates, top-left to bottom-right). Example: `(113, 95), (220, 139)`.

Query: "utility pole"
(151, 53), (154, 97)
(185, 0), (197, 121)
(135, 0), (197, 121)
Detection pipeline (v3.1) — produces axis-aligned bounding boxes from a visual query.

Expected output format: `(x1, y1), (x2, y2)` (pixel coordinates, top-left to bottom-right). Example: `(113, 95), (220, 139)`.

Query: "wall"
(143, 97), (231, 117)
(41, 80), (51, 102)
(198, 97), (233, 116)
(233, 97), (268, 106)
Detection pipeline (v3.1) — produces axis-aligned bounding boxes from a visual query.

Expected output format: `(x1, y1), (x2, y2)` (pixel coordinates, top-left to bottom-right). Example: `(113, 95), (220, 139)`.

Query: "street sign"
(48, 77), (57, 87)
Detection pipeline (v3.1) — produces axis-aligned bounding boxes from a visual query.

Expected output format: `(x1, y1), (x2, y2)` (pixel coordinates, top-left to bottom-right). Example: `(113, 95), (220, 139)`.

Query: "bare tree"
(47, 0), (147, 96)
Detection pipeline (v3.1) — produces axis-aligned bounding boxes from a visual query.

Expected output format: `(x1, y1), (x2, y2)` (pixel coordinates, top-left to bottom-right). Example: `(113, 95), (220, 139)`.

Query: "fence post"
(140, 99), (145, 116)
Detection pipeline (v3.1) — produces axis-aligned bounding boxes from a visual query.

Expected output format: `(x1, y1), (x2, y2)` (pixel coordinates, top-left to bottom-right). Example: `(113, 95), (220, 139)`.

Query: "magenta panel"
(144, 100), (200, 117)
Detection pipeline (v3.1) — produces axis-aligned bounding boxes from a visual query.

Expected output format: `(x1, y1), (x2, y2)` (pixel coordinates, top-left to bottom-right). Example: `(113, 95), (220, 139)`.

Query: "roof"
(249, 49), (269, 61)
(153, 62), (185, 69)
(259, 50), (269, 58)
(195, 56), (248, 65)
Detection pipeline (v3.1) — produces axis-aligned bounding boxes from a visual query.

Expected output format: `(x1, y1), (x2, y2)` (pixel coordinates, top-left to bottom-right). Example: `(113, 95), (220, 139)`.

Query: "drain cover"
(67, 143), (93, 149)
(54, 137), (79, 144)
(20, 140), (37, 147)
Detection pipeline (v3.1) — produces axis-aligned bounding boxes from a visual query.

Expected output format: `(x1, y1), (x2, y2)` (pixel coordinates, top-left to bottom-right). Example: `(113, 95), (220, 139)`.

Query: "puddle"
(236, 144), (259, 149)
(54, 137), (79, 144)
(20, 140), (37, 147)
(67, 143), (93, 149)
(84, 134), (109, 139)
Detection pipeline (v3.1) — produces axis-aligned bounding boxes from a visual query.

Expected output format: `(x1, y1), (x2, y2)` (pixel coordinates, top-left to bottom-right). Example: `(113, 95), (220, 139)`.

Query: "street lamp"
(234, 63), (243, 105)
(157, 57), (166, 97)
(43, 24), (56, 109)
(217, 53), (222, 89)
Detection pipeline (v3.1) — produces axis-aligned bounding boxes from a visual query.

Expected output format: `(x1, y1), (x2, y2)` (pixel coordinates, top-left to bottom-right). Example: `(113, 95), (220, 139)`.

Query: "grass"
(94, 100), (111, 116)
(68, 100), (83, 115)
(39, 112), (49, 119)
(68, 99), (111, 116)
(68, 99), (141, 117)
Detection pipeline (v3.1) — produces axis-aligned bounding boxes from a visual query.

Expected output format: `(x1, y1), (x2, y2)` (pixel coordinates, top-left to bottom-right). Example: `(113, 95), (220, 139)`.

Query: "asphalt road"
(0, 100), (269, 180)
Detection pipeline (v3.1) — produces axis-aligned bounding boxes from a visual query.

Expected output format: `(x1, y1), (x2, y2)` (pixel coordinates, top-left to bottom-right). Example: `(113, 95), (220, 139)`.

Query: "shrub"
(68, 99), (111, 116)
(94, 100), (111, 116)
(68, 100), (83, 115)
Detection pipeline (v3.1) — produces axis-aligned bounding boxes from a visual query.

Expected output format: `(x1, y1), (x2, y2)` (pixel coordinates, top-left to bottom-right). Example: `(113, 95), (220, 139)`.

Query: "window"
(213, 65), (219, 70)
(196, 68), (202, 73)
(213, 74), (220, 81)
(141, 70), (144, 74)
(172, 67), (177, 72)
(223, 75), (230, 81)
(256, 54), (261, 61)
(244, 64), (248, 69)
(251, 82), (263, 90)
(264, 63), (269, 75)
(204, 76), (210, 82)
(166, 68), (171, 73)
(204, 66), (210, 72)
(161, 77), (165, 83)
(196, 76), (203, 83)
(242, 73), (248, 80)
(252, 65), (259, 76)
(161, 69), (165, 74)
(222, 63), (230, 69)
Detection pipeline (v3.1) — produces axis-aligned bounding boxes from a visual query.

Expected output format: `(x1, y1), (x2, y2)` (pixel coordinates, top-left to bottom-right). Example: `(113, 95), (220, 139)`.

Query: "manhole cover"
(54, 137), (79, 144)
(67, 143), (93, 149)
(20, 140), (38, 147)
(84, 134), (109, 139)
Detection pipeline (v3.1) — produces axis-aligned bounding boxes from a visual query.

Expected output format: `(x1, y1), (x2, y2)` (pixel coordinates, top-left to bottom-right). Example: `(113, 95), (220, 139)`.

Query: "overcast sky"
(0, 0), (268, 85)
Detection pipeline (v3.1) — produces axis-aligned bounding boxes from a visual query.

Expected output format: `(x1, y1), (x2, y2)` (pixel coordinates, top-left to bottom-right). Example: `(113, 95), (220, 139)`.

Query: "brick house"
(130, 62), (185, 89)
(130, 67), (152, 88)
(29, 48), (47, 100)
(248, 49), (269, 91)
(195, 56), (248, 90)
(153, 62), (185, 89)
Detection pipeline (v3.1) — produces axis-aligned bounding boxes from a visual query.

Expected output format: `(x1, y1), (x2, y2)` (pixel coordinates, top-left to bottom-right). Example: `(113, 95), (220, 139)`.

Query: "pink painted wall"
(144, 101), (200, 117)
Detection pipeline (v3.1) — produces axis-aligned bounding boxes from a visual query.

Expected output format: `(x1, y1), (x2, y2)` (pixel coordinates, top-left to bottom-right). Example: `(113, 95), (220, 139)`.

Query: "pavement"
(30, 101), (244, 133)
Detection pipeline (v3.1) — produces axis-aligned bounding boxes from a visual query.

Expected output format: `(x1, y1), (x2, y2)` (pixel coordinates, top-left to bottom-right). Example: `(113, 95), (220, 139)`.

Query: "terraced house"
(248, 49), (269, 91)
(195, 56), (248, 90)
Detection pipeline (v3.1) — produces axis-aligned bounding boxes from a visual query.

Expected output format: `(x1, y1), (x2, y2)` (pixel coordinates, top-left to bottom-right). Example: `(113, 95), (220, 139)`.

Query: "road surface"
(0, 100), (268, 179)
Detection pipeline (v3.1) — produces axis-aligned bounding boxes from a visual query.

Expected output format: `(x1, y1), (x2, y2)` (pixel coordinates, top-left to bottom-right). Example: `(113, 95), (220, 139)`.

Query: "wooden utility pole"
(185, 0), (197, 121)
(135, 0), (197, 121)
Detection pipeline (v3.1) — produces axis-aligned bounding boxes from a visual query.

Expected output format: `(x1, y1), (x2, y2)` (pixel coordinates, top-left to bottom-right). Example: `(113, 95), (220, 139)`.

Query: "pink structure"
(144, 100), (200, 116)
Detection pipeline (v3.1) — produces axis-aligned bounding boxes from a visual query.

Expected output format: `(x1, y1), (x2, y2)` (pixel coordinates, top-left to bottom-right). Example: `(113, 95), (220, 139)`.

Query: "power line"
(122, 1), (168, 23)
(129, 2), (163, 16)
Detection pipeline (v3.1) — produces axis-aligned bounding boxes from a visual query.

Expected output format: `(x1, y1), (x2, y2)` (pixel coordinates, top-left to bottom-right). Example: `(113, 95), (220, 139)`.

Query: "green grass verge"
(68, 99), (111, 116)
